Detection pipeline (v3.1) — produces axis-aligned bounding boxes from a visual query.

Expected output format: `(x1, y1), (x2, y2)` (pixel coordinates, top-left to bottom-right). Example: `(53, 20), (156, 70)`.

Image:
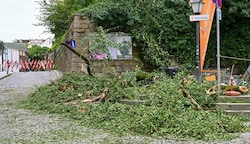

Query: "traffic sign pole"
(217, 3), (221, 94)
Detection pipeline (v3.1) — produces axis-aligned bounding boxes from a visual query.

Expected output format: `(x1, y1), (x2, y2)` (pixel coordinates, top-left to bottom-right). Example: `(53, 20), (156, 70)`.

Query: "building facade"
(0, 43), (28, 72)
(14, 38), (53, 48)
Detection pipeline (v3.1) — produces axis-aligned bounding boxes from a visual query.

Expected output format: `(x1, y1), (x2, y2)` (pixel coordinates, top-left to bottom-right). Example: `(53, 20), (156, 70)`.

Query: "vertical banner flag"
(199, 0), (216, 72)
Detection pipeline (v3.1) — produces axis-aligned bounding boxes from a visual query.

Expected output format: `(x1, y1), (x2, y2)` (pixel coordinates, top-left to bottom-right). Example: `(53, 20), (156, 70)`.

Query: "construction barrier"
(2, 59), (54, 72)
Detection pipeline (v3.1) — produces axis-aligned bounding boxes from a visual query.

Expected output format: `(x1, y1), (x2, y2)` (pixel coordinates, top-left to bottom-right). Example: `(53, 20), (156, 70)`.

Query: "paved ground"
(0, 71), (250, 143)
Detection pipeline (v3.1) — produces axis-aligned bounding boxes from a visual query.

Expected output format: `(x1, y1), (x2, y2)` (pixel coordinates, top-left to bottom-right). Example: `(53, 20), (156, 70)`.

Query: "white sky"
(0, 0), (53, 42)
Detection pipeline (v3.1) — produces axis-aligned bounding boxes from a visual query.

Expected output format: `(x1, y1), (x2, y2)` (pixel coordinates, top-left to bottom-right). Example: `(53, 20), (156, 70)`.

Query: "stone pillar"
(56, 14), (141, 74)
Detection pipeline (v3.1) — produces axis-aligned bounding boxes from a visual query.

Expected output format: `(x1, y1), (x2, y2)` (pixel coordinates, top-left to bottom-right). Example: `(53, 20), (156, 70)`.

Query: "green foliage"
(37, 0), (69, 39)
(28, 45), (49, 60)
(227, 0), (250, 18)
(81, 0), (191, 68)
(79, 0), (250, 70)
(19, 71), (250, 141)
(37, 0), (250, 71)
(37, 0), (97, 39)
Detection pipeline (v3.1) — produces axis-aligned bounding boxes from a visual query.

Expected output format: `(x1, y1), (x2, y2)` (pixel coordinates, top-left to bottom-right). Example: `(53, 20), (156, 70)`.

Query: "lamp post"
(189, 0), (204, 82)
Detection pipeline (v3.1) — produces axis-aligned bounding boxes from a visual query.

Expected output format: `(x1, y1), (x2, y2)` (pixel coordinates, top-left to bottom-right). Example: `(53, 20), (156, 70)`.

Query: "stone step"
(217, 103), (250, 110)
(224, 110), (250, 115)
(218, 95), (250, 103)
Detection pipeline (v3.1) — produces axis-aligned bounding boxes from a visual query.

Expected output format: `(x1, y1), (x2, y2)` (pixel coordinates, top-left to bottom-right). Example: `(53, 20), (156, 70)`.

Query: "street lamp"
(190, 0), (204, 14)
(189, 0), (204, 82)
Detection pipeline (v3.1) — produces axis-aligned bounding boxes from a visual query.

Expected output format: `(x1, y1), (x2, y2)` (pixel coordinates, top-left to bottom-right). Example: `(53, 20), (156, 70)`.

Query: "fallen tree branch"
(64, 93), (84, 103)
(180, 85), (203, 111)
(206, 84), (217, 96)
(64, 88), (109, 106)
(180, 79), (203, 111)
(60, 42), (93, 76)
(82, 87), (109, 103)
(81, 64), (89, 75)
(64, 101), (80, 108)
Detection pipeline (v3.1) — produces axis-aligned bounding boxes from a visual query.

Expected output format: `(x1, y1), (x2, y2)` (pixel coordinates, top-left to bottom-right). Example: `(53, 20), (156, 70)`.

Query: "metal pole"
(1, 41), (3, 72)
(196, 21), (201, 82)
(5, 50), (8, 74)
(216, 3), (221, 94)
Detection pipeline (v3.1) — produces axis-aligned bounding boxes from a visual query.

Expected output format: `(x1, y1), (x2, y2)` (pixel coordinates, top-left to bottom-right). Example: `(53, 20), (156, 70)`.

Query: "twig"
(64, 101), (80, 108)
(82, 87), (109, 103)
(181, 85), (203, 111)
(180, 79), (203, 111)
(64, 94), (84, 103)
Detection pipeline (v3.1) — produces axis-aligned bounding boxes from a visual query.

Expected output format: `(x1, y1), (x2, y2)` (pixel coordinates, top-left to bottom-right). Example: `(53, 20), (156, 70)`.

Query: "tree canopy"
(37, 0), (97, 38)
(28, 45), (49, 60)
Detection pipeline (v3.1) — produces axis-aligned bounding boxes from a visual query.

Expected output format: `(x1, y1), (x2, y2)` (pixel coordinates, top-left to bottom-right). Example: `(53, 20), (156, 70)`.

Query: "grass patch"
(18, 69), (250, 141)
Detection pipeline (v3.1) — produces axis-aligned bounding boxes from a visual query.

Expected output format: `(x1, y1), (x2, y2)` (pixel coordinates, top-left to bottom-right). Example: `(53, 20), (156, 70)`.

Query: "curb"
(0, 73), (12, 80)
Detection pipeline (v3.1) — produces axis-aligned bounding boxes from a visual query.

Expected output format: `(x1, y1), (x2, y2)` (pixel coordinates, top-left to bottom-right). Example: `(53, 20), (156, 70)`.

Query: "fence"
(2, 59), (54, 72)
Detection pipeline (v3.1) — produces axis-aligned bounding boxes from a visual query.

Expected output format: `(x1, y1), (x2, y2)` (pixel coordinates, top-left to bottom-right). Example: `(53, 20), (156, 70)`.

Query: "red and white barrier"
(2, 59), (54, 72)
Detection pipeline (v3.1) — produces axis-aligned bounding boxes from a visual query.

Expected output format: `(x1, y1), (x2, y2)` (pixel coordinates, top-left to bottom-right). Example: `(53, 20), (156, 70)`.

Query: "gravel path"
(0, 71), (250, 143)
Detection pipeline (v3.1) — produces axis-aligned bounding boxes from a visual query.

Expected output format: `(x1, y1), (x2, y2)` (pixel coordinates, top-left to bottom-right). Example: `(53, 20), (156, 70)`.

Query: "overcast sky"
(0, 0), (53, 42)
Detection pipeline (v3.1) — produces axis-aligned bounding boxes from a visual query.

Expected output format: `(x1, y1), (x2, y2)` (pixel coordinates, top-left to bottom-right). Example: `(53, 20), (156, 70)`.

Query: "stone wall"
(56, 14), (142, 75)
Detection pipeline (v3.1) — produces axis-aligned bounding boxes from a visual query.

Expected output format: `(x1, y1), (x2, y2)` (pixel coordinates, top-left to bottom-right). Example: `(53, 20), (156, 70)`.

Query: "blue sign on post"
(71, 40), (76, 48)
(217, 8), (222, 20)
(67, 40), (76, 48)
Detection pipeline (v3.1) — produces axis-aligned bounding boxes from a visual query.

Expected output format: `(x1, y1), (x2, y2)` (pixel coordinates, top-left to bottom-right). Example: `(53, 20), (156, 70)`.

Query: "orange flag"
(200, 0), (216, 72)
